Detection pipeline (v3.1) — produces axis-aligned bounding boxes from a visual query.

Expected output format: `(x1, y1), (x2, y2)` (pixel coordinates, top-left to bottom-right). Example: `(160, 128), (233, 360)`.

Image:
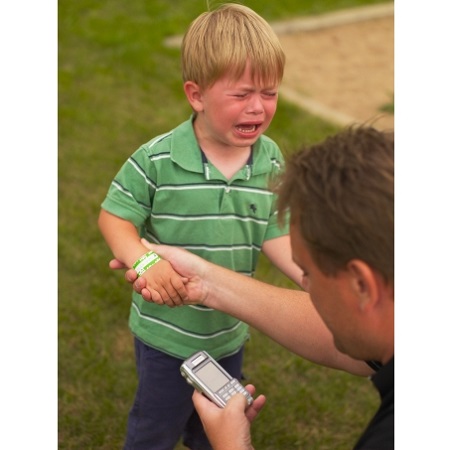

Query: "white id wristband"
(132, 251), (161, 276)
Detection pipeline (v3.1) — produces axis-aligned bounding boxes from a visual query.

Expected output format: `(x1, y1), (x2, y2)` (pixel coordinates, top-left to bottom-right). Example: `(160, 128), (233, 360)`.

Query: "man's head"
(278, 126), (394, 283)
(181, 3), (285, 90)
(277, 127), (394, 362)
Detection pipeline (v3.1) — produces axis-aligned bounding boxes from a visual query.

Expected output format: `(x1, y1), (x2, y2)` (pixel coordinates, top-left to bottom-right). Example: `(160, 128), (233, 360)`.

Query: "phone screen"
(196, 361), (229, 391)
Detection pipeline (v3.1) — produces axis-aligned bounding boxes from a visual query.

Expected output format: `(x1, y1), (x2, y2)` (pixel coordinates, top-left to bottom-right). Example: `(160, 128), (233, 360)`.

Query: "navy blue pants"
(123, 338), (244, 450)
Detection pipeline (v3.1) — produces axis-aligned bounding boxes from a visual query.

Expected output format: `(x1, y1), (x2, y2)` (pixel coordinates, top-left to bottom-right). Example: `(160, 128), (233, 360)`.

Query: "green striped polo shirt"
(101, 117), (289, 360)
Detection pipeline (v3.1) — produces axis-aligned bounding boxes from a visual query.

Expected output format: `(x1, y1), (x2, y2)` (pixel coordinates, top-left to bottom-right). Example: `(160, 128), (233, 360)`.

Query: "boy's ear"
(184, 81), (204, 112)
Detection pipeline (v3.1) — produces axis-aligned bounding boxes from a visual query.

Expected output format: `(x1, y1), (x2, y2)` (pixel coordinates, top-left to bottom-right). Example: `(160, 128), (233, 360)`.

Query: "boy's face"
(186, 61), (279, 151)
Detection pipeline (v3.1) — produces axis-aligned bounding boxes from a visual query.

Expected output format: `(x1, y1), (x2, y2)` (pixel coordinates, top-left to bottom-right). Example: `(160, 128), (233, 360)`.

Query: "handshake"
(110, 238), (207, 307)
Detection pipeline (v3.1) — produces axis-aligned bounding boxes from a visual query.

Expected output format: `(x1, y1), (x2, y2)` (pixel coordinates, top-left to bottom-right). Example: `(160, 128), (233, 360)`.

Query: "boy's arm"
(262, 235), (306, 289)
(98, 209), (187, 305)
(98, 209), (150, 268)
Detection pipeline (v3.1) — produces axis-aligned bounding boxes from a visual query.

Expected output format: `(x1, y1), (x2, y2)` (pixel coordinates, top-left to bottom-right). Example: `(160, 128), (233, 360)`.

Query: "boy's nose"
(246, 95), (264, 114)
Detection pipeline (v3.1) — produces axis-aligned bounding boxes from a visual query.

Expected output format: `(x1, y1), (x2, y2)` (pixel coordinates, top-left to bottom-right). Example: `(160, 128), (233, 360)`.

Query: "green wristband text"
(132, 251), (161, 276)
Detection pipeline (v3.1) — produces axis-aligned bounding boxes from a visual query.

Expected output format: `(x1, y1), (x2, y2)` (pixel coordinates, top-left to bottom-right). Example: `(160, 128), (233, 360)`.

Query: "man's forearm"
(127, 241), (372, 376)
(202, 264), (371, 376)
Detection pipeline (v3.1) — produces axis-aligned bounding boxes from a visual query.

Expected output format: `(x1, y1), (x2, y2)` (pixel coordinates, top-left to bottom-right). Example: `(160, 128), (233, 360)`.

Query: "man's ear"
(184, 81), (204, 112)
(346, 259), (379, 311)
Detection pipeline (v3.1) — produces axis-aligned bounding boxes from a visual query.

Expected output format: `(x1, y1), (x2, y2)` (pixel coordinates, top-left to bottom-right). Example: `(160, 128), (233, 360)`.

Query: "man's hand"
(109, 259), (128, 270)
(110, 239), (208, 305)
(192, 385), (266, 450)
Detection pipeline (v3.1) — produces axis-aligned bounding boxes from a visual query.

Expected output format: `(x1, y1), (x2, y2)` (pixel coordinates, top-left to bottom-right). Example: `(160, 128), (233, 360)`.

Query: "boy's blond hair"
(181, 3), (285, 89)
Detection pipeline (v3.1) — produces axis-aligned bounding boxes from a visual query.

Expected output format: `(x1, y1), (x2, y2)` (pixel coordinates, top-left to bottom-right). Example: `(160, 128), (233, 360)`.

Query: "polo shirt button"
(225, 187), (231, 193)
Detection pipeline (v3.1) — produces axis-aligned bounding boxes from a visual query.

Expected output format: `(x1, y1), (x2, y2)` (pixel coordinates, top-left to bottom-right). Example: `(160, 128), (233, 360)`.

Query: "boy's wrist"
(133, 251), (161, 276)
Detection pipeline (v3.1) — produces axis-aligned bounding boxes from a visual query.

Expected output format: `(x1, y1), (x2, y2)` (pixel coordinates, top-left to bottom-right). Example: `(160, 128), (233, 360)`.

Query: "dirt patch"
(276, 10), (394, 131)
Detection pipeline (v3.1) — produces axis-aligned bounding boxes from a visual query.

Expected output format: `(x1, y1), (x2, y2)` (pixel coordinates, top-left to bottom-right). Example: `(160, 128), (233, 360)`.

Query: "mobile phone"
(180, 350), (254, 409)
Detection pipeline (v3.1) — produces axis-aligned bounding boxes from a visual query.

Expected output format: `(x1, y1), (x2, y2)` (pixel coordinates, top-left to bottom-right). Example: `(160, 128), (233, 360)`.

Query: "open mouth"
(236, 124), (260, 134)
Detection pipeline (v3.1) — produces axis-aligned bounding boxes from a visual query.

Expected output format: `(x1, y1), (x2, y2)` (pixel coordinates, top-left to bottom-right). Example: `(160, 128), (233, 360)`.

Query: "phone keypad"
(218, 378), (253, 406)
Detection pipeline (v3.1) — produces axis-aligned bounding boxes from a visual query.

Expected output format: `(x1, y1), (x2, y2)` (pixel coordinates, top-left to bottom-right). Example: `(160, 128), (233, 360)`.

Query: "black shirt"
(354, 357), (394, 449)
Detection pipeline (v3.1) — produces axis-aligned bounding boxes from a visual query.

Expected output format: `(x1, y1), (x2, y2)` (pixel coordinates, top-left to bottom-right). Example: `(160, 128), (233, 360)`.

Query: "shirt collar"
(170, 115), (280, 180)
(371, 357), (394, 397)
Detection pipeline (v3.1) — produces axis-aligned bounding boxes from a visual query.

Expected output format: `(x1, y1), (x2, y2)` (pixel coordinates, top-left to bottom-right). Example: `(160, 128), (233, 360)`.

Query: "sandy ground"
(276, 7), (394, 131)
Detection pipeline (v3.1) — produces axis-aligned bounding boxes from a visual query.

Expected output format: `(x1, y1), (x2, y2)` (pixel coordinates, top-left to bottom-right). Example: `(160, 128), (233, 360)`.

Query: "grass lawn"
(59, 1), (386, 448)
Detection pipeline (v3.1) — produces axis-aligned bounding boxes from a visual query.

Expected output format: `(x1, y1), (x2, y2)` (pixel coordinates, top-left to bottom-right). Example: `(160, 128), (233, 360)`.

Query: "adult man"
(113, 126), (394, 449)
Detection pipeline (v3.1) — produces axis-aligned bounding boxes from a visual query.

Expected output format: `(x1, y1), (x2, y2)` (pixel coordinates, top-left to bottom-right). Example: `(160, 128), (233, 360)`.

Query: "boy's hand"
(138, 258), (187, 307)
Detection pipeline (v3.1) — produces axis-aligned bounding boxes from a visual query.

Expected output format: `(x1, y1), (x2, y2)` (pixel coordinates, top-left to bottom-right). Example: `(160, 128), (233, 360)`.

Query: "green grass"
(59, 1), (385, 448)
(380, 94), (395, 114)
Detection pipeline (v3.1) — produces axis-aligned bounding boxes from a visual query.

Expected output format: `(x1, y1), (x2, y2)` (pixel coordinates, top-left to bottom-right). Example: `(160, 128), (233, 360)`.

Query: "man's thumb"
(141, 239), (172, 261)
(226, 393), (249, 411)
(140, 238), (153, 250)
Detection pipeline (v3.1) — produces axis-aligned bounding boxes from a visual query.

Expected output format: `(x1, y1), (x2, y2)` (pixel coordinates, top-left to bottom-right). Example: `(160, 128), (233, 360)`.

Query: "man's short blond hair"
(181, 3), (285, 89)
